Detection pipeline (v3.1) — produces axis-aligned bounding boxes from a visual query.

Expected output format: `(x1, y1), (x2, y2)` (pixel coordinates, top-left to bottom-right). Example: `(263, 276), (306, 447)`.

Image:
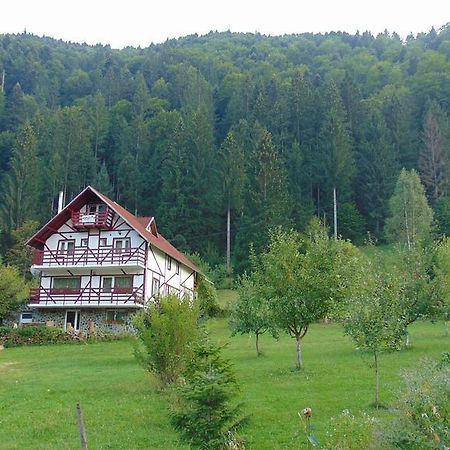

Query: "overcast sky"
(0, 0), (448, 48)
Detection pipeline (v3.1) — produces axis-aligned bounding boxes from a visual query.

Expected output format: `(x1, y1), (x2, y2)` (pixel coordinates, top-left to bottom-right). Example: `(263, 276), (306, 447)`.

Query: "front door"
(65, 310), (81, 332)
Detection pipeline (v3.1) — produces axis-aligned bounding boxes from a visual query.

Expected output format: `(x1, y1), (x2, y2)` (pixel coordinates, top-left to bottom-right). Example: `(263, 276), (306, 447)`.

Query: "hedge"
(0, 326), (129, 348)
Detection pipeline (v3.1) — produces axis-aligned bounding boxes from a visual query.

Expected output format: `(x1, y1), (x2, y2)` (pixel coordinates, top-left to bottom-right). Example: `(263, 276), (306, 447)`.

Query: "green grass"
(0, 291), (448, 449)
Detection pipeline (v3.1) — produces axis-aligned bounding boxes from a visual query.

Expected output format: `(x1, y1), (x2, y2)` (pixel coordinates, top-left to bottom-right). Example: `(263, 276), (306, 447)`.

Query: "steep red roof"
(28, 186), (201, 274)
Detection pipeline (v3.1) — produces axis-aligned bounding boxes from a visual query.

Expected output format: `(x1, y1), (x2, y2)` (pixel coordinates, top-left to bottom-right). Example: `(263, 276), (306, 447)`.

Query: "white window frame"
(20, 312), (33, 324)
(152, 277), (160, 296)
(65, 310), (81, 332)
(101, 275), (133, 292)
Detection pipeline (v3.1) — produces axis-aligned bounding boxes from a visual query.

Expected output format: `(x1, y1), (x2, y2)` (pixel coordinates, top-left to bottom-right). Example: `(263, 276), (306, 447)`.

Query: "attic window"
(88, 204), (107, 214)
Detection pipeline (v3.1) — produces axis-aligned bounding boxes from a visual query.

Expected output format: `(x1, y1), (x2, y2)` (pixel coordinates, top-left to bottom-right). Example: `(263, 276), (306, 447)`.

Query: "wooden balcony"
(71, 209), (114, 229)
(29, 285), (145, 307)
(32, 246), (146, 268)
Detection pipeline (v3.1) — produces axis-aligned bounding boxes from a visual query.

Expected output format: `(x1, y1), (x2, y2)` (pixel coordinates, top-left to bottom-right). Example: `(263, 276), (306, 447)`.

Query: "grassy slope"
(0, 290), (448, 449)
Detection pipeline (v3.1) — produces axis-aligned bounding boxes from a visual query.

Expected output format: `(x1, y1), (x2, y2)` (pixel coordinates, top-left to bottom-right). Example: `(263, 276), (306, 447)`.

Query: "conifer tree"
(356, 104), (398, 236)
(219, 131), (246, 273)
(419, 100), (449, 202)
(318, 80), (354, 238)
(0, 122), (39, 229)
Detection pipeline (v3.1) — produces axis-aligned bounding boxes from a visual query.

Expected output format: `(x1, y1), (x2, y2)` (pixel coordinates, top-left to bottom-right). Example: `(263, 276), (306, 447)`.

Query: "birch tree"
(385, 169), (433, 249)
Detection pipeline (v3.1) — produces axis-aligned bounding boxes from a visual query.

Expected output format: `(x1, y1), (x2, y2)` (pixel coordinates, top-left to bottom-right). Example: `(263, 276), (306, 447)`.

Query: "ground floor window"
(65, 310), (81, 332)
(20, 312), (33, 324)
(106, 310), (127, 324)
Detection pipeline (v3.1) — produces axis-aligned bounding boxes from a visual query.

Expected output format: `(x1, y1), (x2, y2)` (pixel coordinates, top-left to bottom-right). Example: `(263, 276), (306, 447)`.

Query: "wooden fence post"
(76, 402), (88, 450)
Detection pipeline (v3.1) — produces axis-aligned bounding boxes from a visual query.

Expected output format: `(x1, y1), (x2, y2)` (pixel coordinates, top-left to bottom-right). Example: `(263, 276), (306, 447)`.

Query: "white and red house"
(24, 186), (201, 332)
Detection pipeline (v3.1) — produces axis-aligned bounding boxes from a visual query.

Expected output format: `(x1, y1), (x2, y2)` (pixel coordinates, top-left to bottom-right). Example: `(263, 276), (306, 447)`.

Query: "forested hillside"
(0, 27), (449, 272)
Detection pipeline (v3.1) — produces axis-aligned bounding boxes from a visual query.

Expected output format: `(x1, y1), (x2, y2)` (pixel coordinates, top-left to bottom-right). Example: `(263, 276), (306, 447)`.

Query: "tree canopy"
(1, 28), (450, 268)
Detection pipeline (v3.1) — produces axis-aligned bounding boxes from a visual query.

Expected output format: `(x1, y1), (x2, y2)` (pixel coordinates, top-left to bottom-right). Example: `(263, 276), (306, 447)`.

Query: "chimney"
(57, 191), (64, 213)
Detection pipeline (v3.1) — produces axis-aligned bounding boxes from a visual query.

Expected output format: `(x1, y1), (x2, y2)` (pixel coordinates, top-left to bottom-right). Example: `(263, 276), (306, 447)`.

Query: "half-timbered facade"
(25, 186), (201, 332)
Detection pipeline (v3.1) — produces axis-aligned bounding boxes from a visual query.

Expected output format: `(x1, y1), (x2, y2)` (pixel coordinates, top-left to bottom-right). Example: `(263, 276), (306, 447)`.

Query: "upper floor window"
(167, 256), (172, 271)
(102, 275), (133, 293)
(81, 238), (88, 247)
(52, 276), (81, 291)
(152, 278), (160, 296)
(176, 262), (180, 274)
(99, 238), (107, 247)
(58, 240), (75, 254)
(114, 238), (131, 253)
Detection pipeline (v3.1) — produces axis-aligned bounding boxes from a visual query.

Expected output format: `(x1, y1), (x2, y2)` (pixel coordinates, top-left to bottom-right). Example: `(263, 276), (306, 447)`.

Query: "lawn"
(0, 290), (448, 449)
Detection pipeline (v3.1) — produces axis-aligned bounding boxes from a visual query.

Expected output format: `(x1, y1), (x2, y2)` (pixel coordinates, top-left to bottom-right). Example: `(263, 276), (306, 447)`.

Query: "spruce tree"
(419, 100), (449, 202)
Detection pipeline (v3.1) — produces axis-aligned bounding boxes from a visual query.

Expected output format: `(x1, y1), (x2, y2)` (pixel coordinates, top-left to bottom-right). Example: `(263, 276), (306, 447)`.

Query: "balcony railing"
(71, 209), (114, 229)
(32, 246), (146, 267)
(29, 285), (145, 306)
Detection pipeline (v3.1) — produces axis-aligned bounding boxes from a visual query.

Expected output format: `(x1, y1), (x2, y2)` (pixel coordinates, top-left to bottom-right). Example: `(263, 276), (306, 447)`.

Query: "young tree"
(133, 295), (200, 385)
(385, 169), (433, 249)
(344, 266), (405, 407)
(0, 262), (29, 325)
(170, 341), (245, 450)
(394, 245), (436, 346)
(230, 272), (278, 356)
(257, 220), (360, 369)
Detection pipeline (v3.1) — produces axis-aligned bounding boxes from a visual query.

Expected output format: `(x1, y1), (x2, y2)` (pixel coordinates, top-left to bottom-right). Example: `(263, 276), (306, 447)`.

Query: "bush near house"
(0, 326), (129, 347)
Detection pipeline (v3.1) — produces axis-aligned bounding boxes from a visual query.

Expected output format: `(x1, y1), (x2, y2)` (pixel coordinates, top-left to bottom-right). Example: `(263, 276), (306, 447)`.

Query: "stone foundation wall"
(31, 309), (137, 333)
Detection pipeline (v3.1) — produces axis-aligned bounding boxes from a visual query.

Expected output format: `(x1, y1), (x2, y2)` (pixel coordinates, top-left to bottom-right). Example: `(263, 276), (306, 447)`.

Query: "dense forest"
(0, 26), (449, 274)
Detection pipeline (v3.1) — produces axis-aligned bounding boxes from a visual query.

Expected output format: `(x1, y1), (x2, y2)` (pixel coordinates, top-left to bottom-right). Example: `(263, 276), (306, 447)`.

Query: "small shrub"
(377, 355), (450, 449)
(170, 341), (246, 450)
(133, 295), (200, 385)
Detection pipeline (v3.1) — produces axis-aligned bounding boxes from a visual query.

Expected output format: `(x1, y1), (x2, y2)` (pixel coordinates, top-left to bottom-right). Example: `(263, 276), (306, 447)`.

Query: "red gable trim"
(28, 186), (201, 274)
(90, 187), (201, 274)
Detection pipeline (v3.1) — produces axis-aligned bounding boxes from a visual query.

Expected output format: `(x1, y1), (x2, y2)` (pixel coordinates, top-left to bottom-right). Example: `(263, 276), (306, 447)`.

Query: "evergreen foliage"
(170, 341), (245, 450)
(0, 29), (450, 267)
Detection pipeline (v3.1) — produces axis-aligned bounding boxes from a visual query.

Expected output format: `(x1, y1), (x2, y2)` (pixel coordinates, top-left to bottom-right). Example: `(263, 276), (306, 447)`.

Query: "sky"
(0, 0), (448, 49)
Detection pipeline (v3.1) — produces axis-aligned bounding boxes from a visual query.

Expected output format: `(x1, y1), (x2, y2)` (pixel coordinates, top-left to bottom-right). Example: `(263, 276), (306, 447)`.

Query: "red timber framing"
(27, 186), (200, 308)
(32, 241), (146, 267)
(71, 208), (114, 230)
(29, 282), (145, 306)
